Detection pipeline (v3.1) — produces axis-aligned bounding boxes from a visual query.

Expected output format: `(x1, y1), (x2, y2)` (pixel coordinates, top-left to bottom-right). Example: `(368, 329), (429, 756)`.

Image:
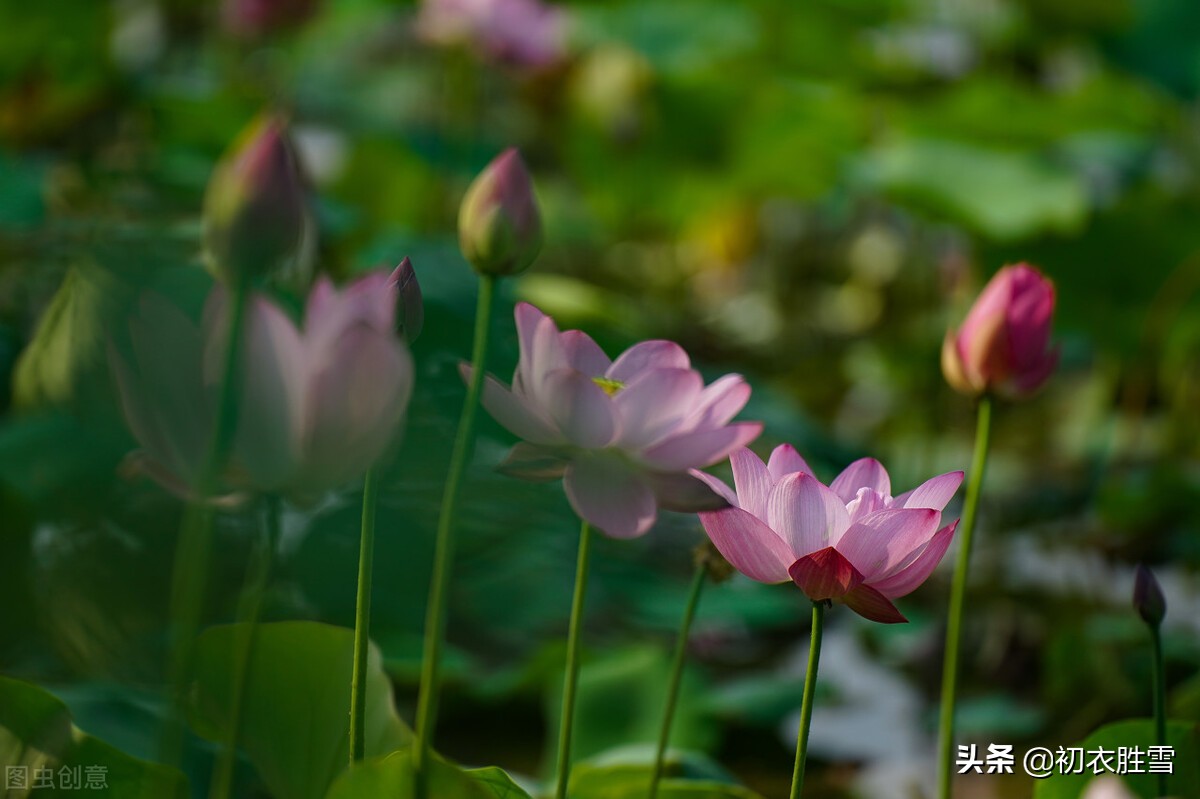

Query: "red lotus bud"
(458, 148), (543, 277)
(942, 263), (1059, 399)
(203, 114), (307, 285)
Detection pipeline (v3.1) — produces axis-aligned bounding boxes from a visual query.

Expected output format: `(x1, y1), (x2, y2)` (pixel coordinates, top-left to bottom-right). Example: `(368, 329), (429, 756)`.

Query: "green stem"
(350, 467), (381, 764)
(790, 601), (825, 799)
(648, 565), (707, 799)
(161, 279), (251, 767)
(936, 395), (993, 799)
(413, 275), (496, 794)
(554, 520), (593, 799)
(1151, 625), (1168, 798)
(210, 495), (281, 799)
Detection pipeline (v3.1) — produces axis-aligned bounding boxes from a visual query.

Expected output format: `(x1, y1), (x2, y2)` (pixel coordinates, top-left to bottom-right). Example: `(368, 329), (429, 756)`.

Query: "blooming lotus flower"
(697, 446), (963, 623)
(942, 263), (1058, 398)
(112, 270), (414, 502)
(468, 303), (762, 538)
(417, 0), (567, 68)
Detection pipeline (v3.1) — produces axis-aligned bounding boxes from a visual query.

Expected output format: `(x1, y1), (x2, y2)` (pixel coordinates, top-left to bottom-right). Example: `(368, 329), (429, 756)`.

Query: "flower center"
(592, 376), (625, 396)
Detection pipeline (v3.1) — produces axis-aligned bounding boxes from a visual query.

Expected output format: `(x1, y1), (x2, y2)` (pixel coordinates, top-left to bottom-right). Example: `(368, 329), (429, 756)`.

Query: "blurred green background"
(2, 0), (1200, 797)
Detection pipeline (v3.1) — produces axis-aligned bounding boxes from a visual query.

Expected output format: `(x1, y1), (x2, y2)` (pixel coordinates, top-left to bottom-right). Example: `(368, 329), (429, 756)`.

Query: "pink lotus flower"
(697, 446), (963, 623)
(416, 0), (568, 68)
(468, 303), (762, 538)
(942, 263), (1059, 398)
(112, 267), (414, 502)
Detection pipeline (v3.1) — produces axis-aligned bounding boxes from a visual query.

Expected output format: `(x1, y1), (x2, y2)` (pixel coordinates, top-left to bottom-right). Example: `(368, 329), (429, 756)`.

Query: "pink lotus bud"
(1133, 564), (1166, 627)
(203, 114), (307, 285)
(458, 148), (543, 277)
(388, 257), (423, 344)
(941, 263), (1059, 398)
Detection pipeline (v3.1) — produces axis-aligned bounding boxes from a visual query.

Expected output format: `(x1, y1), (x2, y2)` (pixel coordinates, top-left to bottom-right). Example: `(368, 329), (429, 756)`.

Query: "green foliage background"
(2, 0), (1200, 797)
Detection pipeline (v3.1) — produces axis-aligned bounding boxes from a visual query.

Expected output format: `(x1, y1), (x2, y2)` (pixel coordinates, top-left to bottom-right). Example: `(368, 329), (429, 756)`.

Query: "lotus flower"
(416, 0), (567, 68)
(112, 268), (414, 502)
(468, 303), (762, 538)
(942, 263), (1058, 398)
(697, 446), (963, 623)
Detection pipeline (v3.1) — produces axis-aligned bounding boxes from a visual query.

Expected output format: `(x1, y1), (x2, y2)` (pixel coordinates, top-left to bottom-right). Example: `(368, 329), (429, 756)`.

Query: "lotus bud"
(1133, 564), (1166, 628)
(389, 257), (423, 344)
(941, 263), (1059, 399)
(458, 148), (543, 277)
(203, 114), (307, 285)
(221, 0), (319, 39)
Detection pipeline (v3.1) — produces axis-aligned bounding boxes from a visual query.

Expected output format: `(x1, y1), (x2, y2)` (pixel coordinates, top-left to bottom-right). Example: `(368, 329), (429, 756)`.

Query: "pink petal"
(647, 469), (730, 512)
(691, 470), (738, 507)
(1009, 345), (1059, 396)
(681, 374), (751, 432)
(894, 471), (964, 511)
(523, 313), (568, 402)
(959, 266), (1014, 350)
(766, 472), (850, 557)
(304, 273), (395, 356)
(1004, 265), (1054, 373)
(514, 302), (547, 369)
(296, 325), (413, 492)
(606, 340), (690, 383)
(842, 584), (908, 624)
(834, 508), (941, 582)
(564, 453), (657, 539)
(729, 447), (772, 519)
(699, 507), (793, 583)
(830, 457), (892, 504)
(640, 422), (762, 471)
(497, 442), (569, 482)
(613, 368), (703, 448)
(233, 296), (305, 489)
(543, 368), (616, 448)
(561, 329), (611, 377)
(846, 488), (888, 524)
(465, 364), (560, 445)
(767, 444), (815, 482)
(870, 520), (957, 598)
(787, 546), (863, 600)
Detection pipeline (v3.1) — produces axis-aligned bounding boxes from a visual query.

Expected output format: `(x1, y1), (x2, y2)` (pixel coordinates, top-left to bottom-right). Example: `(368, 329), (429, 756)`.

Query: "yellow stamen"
(592, 376), (625, 396)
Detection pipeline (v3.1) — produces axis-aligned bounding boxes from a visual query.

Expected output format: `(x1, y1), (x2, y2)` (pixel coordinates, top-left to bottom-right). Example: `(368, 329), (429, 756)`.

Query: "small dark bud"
(1133, 564), (1166, 628)
(388, 257), (423, 344)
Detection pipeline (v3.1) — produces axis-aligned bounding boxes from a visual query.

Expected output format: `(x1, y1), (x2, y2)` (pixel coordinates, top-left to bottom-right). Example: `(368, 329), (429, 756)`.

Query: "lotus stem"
(350, 467), (381, 764)
(790, 601), (825, 799)
(936, 395), (994, 799)
(554, 519), (593, 799)
(211, 494), (281, 799)
(413, 275), (497, 795)
(1151, 624), (1168, 798)
(648, 565), (707, 799)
